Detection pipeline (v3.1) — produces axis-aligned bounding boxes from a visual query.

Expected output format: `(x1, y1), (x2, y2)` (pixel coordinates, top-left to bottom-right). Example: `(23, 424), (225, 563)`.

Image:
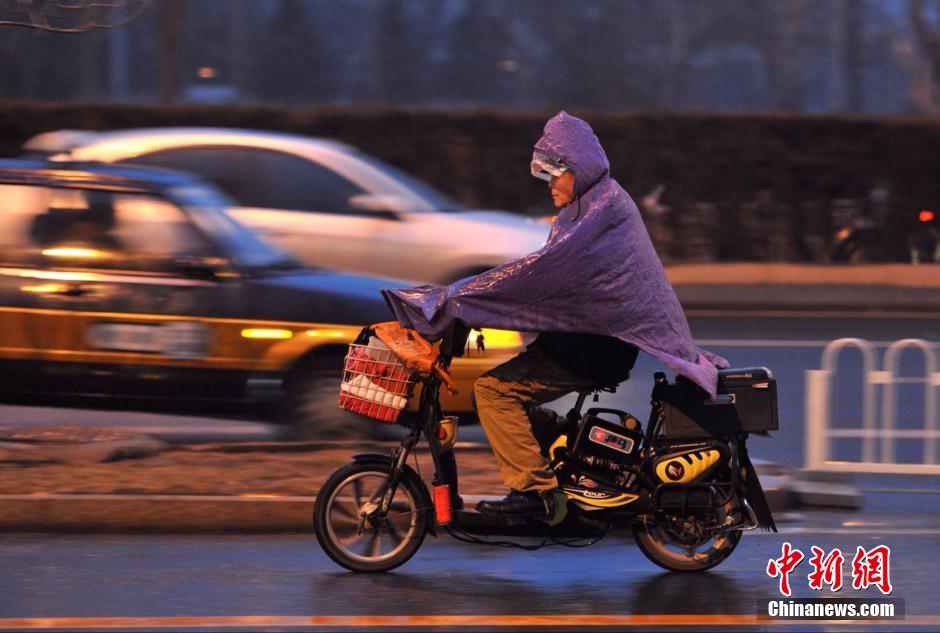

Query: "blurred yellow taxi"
(0, 160), (522, 437)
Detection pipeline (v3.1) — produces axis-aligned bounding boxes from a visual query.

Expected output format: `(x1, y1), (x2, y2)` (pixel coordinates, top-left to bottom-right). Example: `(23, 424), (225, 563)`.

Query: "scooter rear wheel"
(313, 461), (429, 573)
(632, 505), (743, 572)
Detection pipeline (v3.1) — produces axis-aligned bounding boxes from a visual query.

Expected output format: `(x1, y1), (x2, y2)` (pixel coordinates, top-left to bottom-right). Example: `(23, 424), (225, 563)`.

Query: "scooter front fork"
(378, 443), (412, 515)
(368, 430), (420, 525)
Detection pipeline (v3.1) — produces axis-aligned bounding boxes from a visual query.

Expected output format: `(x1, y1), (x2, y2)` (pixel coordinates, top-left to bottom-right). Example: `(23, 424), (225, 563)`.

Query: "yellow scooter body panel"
(654, 448), (722, 484)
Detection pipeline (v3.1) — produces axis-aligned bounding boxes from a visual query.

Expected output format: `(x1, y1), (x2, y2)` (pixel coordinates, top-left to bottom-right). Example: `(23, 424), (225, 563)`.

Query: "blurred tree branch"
(156, 0), (185, 105)
(908, 0), (940, 112)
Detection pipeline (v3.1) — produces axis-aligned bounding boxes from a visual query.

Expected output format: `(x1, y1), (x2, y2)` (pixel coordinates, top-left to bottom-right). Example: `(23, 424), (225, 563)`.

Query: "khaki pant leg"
(474, 349), (594, 493)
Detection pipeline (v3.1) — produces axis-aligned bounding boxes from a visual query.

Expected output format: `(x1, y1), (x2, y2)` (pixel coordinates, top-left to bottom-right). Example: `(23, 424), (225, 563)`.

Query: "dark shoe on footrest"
(476, 489), (553, 516)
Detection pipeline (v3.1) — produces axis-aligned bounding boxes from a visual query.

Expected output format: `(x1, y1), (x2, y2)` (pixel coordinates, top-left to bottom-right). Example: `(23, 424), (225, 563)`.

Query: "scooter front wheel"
(313, 461), (429, 572)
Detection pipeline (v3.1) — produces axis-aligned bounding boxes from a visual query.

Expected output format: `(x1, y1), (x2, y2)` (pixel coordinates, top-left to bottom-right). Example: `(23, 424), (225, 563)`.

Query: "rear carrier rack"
(662, 367), (778, 438)
(338, 337), (416, 424)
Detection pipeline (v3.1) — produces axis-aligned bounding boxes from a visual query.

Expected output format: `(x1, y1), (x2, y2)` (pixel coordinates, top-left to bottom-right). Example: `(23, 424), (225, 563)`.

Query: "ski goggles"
(530, 151), (568, 181)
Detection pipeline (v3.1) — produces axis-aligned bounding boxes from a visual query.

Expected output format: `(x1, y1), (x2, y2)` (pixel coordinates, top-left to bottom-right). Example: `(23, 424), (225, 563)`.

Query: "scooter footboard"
(452, 508), (609, 539)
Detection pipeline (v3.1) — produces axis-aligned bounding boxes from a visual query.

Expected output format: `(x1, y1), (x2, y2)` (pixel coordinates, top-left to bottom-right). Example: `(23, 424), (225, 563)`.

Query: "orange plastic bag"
(372, 322), (458, 395)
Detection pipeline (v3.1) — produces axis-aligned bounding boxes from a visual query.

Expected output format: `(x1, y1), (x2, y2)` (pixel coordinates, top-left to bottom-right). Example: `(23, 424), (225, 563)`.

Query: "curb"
(0, 494), (318, 533)
(665, 263), (940, 288)
(0, 456), (801, 534)
(760, 478), (798, 515)
(666, 264), (940, 313)
(0, 483), (801, 534)
(793, 470), (865, 510)
(0, 437), (166, 463)
(175, 440), (493, 454)
(791, 481), (865, 510)
(674, 284), (940, 313)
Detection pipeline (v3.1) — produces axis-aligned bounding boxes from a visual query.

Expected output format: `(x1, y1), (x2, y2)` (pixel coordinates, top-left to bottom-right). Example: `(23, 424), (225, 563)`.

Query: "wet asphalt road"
(1, 497), (939, 631)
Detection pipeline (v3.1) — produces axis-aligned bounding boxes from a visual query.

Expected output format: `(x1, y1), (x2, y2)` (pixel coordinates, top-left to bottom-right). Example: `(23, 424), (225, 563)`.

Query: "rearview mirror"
(347, 194), (409, 218)
(171, 255), (228, 279)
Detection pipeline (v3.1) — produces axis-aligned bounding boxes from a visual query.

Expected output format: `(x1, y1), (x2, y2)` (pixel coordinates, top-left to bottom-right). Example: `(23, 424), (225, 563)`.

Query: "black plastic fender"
(351, 453), (436, 535)
(739, 452), (777, 532)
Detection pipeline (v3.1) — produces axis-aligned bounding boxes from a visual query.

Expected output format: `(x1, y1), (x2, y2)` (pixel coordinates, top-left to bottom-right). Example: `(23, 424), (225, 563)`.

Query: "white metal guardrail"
(805, 338), (940, 475)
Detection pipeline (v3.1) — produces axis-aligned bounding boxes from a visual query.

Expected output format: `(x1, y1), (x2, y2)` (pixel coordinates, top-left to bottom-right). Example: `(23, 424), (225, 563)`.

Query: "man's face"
(549, 171), (575, 208)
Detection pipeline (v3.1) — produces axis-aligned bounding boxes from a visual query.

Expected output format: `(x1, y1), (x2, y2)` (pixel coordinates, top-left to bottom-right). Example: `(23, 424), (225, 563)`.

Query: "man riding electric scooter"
(383, 111), (727, 519)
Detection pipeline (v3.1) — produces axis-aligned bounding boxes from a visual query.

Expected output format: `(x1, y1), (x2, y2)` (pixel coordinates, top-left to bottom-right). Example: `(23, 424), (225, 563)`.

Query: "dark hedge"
(2, 101), (938, 261)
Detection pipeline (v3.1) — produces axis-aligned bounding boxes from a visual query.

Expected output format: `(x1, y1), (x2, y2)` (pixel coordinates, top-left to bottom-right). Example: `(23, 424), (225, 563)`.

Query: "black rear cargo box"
(662, 367), (778, 438)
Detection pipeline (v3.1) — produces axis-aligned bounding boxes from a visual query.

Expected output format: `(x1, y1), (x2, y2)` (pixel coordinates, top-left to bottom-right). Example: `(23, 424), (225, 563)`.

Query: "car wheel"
(285, 355), (403, 441)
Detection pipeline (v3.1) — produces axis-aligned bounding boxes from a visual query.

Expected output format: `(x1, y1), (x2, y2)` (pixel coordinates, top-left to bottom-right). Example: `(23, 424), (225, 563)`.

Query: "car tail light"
(919, 210), (935, 223)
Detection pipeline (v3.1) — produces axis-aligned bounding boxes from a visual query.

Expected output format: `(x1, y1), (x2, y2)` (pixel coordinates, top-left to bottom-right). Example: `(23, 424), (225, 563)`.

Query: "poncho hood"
(534, 110), (610, 199)
(383, 112), (728, 395)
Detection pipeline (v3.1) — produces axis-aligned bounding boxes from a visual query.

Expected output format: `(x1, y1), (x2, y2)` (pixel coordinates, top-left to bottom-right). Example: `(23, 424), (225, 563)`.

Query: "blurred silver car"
(25, 128), (550, 284)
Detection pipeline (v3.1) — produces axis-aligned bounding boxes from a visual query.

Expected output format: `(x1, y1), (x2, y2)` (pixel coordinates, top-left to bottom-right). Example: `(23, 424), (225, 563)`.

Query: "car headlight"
(241, 328), (293, 340)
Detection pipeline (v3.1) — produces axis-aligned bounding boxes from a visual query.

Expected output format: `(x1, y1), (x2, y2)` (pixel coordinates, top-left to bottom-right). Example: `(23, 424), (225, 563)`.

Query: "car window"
(111, 195), (215, 262)
(0, 184), (51, 264)
(172, 184), (296, 270)
(121, 147), (257, 206)
(351, 151), (462, 212)
(123, 146), (366, 214)
(0, 183), (215, 271)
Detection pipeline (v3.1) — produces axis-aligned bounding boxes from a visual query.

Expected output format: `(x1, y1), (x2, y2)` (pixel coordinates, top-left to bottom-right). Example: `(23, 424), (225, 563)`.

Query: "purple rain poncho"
(383, 111), (728, 395)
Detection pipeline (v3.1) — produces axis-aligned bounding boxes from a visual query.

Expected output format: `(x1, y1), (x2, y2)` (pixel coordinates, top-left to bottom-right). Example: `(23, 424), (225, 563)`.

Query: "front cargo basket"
(338, 337), (416, 424)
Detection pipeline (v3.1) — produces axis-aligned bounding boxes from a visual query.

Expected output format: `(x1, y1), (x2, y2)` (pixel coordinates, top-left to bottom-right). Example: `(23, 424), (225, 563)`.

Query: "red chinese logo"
(807, 546), (845, 592)
(767, 543), (893, 596)
(851, 545), (893, 595)
(766, 541), (805, 596)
